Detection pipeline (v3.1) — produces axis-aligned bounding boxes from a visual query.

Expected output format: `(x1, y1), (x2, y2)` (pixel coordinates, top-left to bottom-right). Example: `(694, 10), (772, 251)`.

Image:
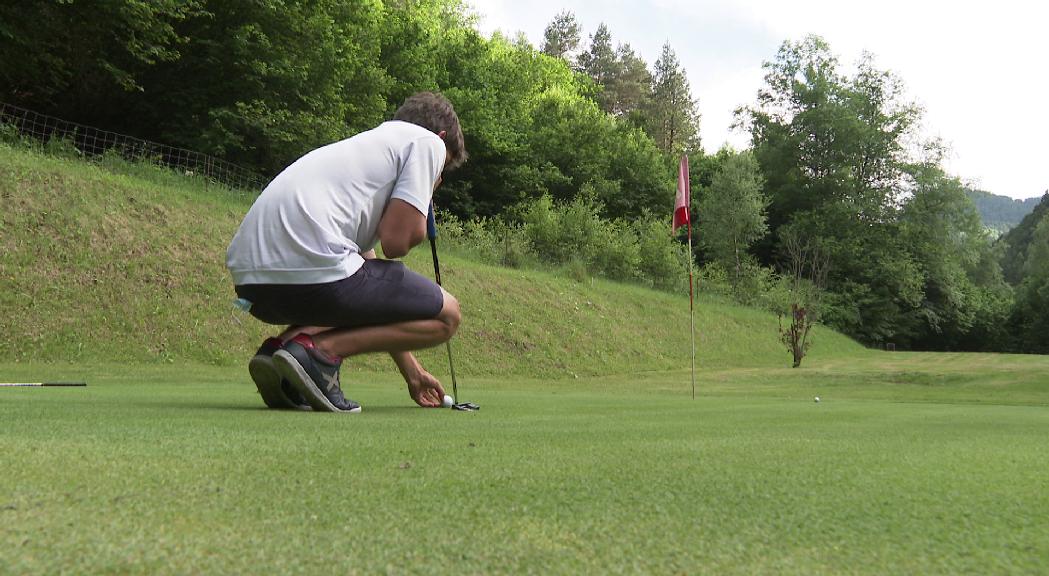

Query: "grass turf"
(2, 358), (1047, 575)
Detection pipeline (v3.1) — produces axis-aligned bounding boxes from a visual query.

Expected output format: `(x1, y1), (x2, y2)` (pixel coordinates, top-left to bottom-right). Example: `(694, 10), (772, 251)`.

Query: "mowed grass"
(2, 356), (1047, 575)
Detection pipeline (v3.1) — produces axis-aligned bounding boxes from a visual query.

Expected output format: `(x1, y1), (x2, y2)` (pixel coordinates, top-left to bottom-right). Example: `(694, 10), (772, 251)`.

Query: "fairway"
(2, 358), (1047, 575)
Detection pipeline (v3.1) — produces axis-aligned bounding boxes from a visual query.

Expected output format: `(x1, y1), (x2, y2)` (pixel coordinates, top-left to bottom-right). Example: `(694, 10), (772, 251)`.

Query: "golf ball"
(442, 394), (454, 408)
(814, 396), (821, 403)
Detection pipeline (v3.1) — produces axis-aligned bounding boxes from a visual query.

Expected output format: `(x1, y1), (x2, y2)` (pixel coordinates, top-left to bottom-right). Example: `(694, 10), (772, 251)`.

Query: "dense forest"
(2, 0), (1047, 353)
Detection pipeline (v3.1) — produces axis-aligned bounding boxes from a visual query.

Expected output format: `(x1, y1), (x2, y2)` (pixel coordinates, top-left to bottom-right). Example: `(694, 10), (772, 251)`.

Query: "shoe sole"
(272, 350), (361, 414)
(248, 354), (309, 410)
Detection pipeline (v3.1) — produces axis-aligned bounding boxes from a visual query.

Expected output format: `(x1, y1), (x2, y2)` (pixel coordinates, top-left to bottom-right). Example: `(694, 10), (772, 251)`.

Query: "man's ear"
(437, 130), (447, 140)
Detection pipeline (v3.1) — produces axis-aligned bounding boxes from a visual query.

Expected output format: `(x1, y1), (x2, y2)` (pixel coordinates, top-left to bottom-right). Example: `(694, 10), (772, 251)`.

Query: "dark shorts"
(235, 259), (444, 328)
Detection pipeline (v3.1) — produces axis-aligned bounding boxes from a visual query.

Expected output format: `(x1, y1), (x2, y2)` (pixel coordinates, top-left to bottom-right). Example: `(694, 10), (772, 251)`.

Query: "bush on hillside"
(437, 213), (536, 269)
(635, 216), (689, 290)
(440, 192), (697, 291)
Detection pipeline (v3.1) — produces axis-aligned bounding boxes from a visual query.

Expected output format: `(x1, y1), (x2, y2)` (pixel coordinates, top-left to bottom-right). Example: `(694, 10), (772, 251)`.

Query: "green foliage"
(0, 122), (22, 145)
(440, 193), (686, 289)
(698, 150), (768, 284)
(897, 164), (1011, 350)
(437, 213), (536, 269)
(43, 133), (82, 160)
(740, 35), (952, 346)
(1, 1), (679, 225)
(644, 42), (701, 155)
(0, 0), (201, 107)
(999, 192), (1049, 285)
(1008, 215), (1049, 352)
(155, 0), (390, 173)
(577, 23), (620, 114)
(540, 10), (581, 60)
(635, 216), (689, 290)
(610, 44), (653, 117)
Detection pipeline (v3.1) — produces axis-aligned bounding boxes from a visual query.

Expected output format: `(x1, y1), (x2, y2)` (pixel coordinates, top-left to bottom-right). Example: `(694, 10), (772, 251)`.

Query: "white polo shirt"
(226, 121), (445, 285)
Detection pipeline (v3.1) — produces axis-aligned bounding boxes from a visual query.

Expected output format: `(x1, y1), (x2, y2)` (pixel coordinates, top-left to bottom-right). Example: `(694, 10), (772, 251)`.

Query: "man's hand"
(406, 367), (447, 408)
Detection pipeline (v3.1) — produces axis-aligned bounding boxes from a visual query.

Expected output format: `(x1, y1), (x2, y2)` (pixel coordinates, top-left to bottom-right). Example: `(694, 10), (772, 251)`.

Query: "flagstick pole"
(687, 215), (696, 400)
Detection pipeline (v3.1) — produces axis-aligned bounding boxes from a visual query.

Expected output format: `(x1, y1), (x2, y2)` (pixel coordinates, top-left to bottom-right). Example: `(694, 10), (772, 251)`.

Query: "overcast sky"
(469, 0), (1047, 200)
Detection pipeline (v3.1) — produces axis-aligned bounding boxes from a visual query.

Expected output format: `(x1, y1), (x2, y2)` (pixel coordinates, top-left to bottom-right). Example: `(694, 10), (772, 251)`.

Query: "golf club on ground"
(427, 203), (479, 412)
(0, 382), (86, 387)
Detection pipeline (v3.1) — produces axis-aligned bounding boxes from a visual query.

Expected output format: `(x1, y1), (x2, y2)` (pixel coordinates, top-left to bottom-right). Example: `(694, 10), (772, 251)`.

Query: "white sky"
(469, 0), (1047, 200)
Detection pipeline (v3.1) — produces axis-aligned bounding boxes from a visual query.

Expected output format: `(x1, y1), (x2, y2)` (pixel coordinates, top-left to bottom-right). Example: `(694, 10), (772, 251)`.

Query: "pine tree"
(540, 10), (581, 61)
(644, 42), (700, 155)
(609, 43), (652, 117)
(577, 23), (620, 113)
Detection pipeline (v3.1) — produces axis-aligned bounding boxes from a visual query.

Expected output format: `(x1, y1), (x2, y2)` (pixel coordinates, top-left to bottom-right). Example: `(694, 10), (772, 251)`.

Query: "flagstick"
(686, 215), (696, 400)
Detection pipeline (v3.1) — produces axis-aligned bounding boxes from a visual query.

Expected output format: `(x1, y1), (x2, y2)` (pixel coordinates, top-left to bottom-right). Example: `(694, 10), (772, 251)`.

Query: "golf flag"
(673, 154), (690, 231)
(674, 153), (697, 399)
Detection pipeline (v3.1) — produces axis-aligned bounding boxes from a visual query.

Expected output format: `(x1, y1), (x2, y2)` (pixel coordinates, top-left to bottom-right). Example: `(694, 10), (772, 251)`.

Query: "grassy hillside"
(0, 145), (868, 377)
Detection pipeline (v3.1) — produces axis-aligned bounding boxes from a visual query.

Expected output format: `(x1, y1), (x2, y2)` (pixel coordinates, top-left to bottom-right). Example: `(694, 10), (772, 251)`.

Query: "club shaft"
(428, 232), (461, 402)
(0, 382), (86, 387)
(444, 340), (459, 403)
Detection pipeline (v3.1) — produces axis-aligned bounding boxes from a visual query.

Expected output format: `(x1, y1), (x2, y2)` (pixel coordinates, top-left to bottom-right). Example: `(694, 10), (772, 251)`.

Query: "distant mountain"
(966, 189), (1043, 233)
(998, 193), (1049, 286)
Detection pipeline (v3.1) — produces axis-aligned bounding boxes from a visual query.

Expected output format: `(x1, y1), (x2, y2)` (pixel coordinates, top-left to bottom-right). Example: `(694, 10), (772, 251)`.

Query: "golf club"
(427, 203), (478, 412)
(0, 382), (86, 387)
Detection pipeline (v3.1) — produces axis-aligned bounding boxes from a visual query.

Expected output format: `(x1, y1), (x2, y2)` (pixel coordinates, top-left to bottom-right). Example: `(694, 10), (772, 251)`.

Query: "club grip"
(426, 203), (437, 240)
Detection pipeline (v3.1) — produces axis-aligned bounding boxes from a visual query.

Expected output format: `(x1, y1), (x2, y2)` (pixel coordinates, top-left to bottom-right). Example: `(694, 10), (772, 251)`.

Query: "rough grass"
(0, 143), (865, 377)
(1, 359), (1047, 575)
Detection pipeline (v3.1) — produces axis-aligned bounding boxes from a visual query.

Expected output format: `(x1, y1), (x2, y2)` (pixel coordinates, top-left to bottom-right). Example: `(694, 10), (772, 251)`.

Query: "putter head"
(452, 402), (479, 412)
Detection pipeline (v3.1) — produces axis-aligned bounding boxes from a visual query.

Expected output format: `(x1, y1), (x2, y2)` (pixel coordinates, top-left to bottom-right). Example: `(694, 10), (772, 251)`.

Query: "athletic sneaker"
(248, 337), (310, 410)
(273, 334), (361, 413)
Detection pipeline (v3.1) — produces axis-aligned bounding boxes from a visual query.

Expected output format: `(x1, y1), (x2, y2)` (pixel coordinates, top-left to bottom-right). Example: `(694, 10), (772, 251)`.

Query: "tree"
(644, 42), (700, 156)
(698, 150), (768, 284)
(738, 36), (927, 345)
(0, 0), (202, 124)
(898, 164), (1010, 350)
(778, 225), (830, 367)
(1008, 215), (1049, 352)
(609, 43), (653, 118)
(540, 10), (581, 61)
(142, 0), (391, 174)
(999, 192), (1049, 285)
(576, 23), (620, 114)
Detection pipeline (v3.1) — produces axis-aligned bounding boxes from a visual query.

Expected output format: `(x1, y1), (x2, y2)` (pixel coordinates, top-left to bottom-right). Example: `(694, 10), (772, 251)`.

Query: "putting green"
(1, 360), (1046, 574)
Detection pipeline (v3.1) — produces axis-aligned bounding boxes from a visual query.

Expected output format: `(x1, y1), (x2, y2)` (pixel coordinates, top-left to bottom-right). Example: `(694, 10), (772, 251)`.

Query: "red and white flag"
(673, 154), (690, 231)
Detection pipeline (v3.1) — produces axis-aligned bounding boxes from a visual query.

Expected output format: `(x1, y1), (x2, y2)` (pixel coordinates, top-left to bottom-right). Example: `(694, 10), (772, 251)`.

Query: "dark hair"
(393, 92), (468, 170)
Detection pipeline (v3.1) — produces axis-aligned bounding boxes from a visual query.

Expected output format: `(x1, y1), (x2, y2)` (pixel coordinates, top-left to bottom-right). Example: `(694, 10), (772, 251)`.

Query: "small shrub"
(44, 132), (82, 159)
(564, 257), (590, 283)
(520, 194), (562, 259)
(0, 122), (23, 146)
(636, 216), (689, 290)
(696, 262), (734, 298)
(489, 220), (535, 268)
(591, 219), (640, 281)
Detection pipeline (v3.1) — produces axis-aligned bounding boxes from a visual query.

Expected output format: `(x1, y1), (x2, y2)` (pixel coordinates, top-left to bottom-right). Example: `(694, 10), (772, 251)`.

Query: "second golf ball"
(442, 394), (454, 408)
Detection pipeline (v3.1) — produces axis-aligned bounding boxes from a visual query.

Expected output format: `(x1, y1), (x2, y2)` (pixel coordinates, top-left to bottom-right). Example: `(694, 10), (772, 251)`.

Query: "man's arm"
(377, 199), (426, 259)
(361, 237), (444, 406)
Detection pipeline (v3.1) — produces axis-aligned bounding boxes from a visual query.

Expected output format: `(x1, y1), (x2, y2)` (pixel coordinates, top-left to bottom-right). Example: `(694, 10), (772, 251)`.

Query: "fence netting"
(0, 102), (265, 192)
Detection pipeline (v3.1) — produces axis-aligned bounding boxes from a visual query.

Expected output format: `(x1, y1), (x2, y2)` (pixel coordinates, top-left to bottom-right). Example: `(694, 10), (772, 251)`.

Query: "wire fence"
(0, 102), (265, 191)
